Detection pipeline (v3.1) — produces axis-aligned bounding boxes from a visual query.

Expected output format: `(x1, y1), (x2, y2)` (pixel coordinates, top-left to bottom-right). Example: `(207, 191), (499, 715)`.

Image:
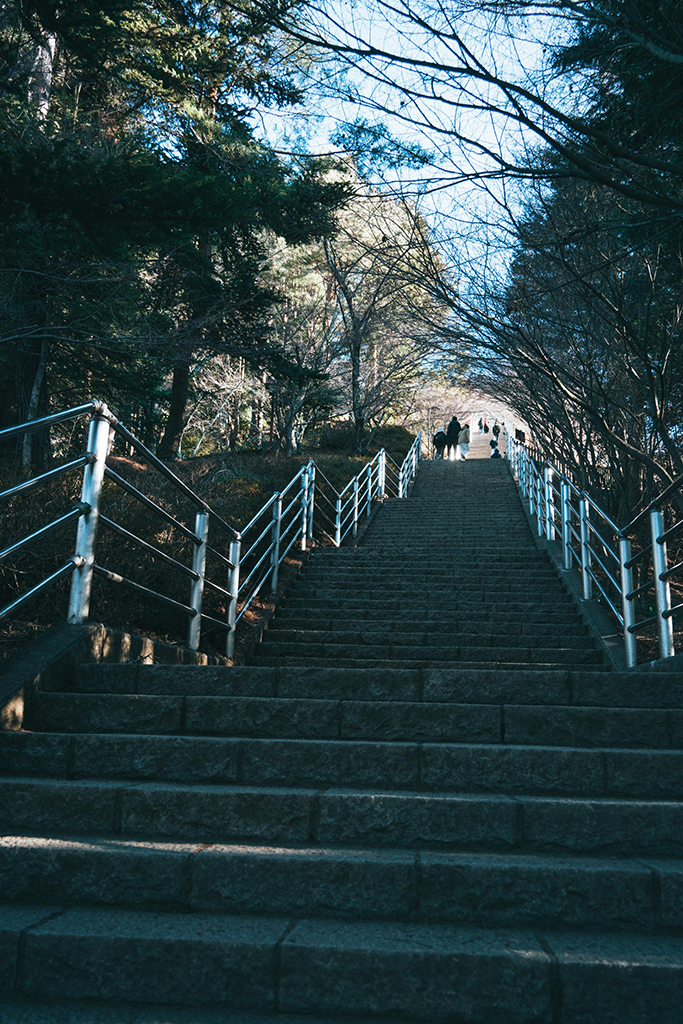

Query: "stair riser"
(27, 694), (682, 749)
(3, 781), (683, 856)
(0, 845), (670, 932)
(14, 731), (683, 796)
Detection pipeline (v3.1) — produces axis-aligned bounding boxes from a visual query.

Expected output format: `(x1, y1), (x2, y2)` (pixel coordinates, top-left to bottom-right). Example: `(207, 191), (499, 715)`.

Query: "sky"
(253, 0), (575, 289)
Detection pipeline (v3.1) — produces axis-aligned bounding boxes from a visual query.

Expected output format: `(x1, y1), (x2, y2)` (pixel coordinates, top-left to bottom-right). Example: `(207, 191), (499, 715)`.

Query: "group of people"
(432, 416), (470, 460)
(432, 415), (503, 460)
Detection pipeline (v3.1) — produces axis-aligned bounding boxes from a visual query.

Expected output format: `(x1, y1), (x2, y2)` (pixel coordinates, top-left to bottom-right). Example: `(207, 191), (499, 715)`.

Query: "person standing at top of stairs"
(446, 414), (461, 458)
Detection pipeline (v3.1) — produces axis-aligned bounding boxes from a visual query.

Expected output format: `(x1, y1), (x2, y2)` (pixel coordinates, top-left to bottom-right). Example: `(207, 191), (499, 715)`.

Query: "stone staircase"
(2, 447), (683, 1022)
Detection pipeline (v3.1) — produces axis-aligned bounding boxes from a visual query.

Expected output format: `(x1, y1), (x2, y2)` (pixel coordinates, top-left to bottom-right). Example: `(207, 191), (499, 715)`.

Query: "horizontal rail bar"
(110, 419), (238, 537)
(279, 511), (303, 545)
(582, 494), (621, 534)
(200, 612), (231, 631)
(624, 544), (652, 570)
(0, 401), (100, 443)
(661, 559), (683, 582)
(0, 454), (95, 503)
(279, 468), (305, 499)
(104, 468), (200, 543)
(99, 516), (198, 580)
(281, 492), (302, 521)
(203, 576), (231, 600)
(205, 544), (235, 571)
(586, 522), (620, 563)
(628, 614), (659, 633)
(242, 518), (275, 563)
(585, 541), (621, 592)
(663, 602), (683, 619)
(93, 565), (196, 617)
(621, 471), (683, 534)
(241, 492), (279, 538)
(586, 566), (623, 623)
(238, 544), (273, 595)
(0, 504), (89, 563)
(626, 579), (654, 601)
(657, 519), (683, 546)
(0, 557), (82, 622)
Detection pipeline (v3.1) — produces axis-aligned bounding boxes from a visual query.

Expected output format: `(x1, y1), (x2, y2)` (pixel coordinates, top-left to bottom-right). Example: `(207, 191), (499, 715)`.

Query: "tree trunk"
(28, 29), (57, 120)
(16, 337), (50, 473)
(157, 358), (191, 460)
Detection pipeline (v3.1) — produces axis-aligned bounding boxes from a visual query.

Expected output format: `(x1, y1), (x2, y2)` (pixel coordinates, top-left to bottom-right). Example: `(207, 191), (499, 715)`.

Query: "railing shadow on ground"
(0, 401), (421, 659)
(506, 434), (683, 669)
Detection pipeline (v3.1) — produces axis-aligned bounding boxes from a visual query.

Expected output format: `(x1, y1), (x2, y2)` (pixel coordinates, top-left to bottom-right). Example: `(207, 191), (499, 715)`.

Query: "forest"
(1, 0), (682, 517)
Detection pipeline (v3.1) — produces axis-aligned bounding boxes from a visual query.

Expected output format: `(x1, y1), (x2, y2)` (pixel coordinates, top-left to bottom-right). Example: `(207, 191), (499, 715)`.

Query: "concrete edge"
(0, 622), (227, 731)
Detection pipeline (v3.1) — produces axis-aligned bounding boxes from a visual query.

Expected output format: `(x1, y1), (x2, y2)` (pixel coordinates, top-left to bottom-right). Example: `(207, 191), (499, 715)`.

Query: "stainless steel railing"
(0, 401), (421, 658)
(506, 433), (683, 668)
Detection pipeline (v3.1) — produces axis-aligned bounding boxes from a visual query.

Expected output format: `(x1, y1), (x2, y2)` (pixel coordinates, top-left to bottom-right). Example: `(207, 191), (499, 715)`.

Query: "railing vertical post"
(650, 508), (675, 659)
(366, 463), (372, 517)
(560, 479), (572, 570)
(307, 462), (315, 542)
(580, 497), (593, 600)
(417, 430), (422, 463)
(270, 494), (282, 592)
(535, 473), (544, 537)
(334, 497), (341, 547)
(226, 535), (241, 660)
(300, 465), (309, 552)
(187, 512), (209, 650)
(544, 465), (554, 541)
(353, 476), (359, 537)
(619, 535), (638, 669)
(379, 450), (386, 498)
(67, 410), (112, 624)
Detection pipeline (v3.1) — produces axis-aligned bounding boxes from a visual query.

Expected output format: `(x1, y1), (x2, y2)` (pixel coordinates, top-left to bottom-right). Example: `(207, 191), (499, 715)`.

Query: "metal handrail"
(505, 430), (683, 669)
(1, 399), (421, 659)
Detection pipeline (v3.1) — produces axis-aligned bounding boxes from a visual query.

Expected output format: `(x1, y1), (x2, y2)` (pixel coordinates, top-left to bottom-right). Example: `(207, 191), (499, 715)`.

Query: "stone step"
(27, 692), (682, 749)
(260, 630), (591, 649)
(0, 1005), (405, 1024)
(270, 616), (588, 634)
(3, 904), (683, 1021)
(250, 644), (604, 666)
(7, 903), (683, 1021)
(3, 731), (681, 798)
(4, 777), (683, 855)
(282, 596), (580, 613)
(0, 836), (675, 933)
(67, 665), (683, 706)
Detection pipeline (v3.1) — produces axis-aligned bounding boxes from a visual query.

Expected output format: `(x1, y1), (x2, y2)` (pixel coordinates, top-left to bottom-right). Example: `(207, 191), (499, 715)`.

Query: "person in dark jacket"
(433, 429), (447, 459)
(446, 416), (461, 459)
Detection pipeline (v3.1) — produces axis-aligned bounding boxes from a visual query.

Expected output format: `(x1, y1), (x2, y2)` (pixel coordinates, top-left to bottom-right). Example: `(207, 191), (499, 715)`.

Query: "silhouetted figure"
(446, 416), (461, 459)
(433, 429), (447, 459)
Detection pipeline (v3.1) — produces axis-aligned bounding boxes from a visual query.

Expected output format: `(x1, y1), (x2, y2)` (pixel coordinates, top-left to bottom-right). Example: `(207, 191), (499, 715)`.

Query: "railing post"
(417, 430), (422, 463)
(619, 535), (638, 669)
(366, 463), (372, 517)
(560, 478), (572, 570)
(535, 473), (544, 537)
(270, 494), (282, 592)
(187, 512), (209, 650)
(67, 410), (112, 624)
(580, 497), (593, 600)
(379, 450), (386, 498)
(334, 496), (341, 547)
(650, 508), (675, 659)
(300, 465), (309, 552)
(307, 462), (315, 542)
(544, 465), (554, 541)
(353, 476), (359, 537)
(226, 535), (241, 660)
